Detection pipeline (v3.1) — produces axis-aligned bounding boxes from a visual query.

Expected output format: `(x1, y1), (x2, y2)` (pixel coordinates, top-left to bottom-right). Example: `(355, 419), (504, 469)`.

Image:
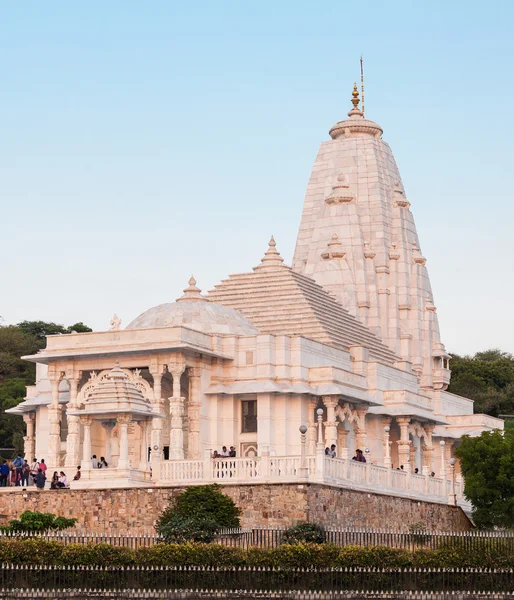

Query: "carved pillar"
(396, 416), (412, 471)
(187, 367), (201, 459)
(149, 365), (164, 463)
(383, 422), (392, 469)
(322, 396), (338, 449)
(337, 428), (349, 458)
(117, 415), (131, 470)
(101, 420), (116, 467)
(422, 425), (435, 475)
(47, 370), (63, 468)
(169, 363), (186, 460)
(139, 420), (149, 470)
(65, 374), (81, 468)
(23, 413), (36, 461)
(307, 398), (318, 455)
(355, 407), (369, 451)
(80, 416), (92, 469)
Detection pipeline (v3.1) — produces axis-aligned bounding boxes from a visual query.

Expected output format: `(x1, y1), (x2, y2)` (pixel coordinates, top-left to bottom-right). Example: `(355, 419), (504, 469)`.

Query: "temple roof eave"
(367, 404), (449, 425)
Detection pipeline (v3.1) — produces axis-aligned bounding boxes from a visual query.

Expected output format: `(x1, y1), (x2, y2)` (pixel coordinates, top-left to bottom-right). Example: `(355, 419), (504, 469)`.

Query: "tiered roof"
(208, 237), (399, 366)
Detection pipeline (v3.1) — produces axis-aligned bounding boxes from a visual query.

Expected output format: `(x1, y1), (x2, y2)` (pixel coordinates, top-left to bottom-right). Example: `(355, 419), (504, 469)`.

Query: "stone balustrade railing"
(154, 453), (467, 509)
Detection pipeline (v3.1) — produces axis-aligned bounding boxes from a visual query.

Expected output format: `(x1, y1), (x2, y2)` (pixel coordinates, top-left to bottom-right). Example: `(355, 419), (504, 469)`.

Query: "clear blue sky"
(1, 1), (513, 355)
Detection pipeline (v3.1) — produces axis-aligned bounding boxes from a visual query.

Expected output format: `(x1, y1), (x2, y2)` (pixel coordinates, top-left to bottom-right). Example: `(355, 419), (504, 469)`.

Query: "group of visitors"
(0, 455), (48, 487)
(91, 455), (108, 468)
(211, 446), (236, 458)
(324, 446), (368, 463)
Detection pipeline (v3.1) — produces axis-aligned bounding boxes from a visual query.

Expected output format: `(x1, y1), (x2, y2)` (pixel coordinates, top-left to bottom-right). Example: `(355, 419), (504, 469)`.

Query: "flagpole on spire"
(360, 56), (365, 116)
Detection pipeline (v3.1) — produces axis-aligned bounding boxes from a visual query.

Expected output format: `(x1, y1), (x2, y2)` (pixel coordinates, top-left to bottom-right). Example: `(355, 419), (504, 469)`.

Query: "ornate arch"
(408, 420), (428, 442)
(77, 368), (153, 406)
(334, 402), (359, 425)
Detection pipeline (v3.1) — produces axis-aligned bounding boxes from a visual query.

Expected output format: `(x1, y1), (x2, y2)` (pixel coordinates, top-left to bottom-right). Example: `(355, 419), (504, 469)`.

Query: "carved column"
(23, 413), (36, 461)
(383, 418), (392, 469)
(322, 396), (338, 449)
(168, 363), (186, 460)
(117, 415), (131, 470)
(422, 424), (435, 475)
(101, 420), (116, 467)
(65, 374), (81, 468)
(47, 369), (63, 469)
(138, 420), (149, 470)
(307, 398), (318, 455)
(337, 428), (349, 458)
(396, 416), (412, 471)
(355, 406), (369, 451)
(149, 365), (164, 463)
(187, 367), (201, 459)
(80, 416), (93, 469)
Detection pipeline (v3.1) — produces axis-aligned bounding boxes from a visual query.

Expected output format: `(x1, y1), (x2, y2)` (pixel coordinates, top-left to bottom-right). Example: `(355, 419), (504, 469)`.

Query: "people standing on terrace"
(352, 449), (366, 463)
(0, 461), (9, 487)
(12, 454), (24, 485)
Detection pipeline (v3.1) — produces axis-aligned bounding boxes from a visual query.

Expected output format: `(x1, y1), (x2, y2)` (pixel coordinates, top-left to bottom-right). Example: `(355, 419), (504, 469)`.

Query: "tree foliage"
(156, 485), (241, 542)
(448, 349), (514, 417)
(0, 510), (77, 534)
(282, 522), (326, 544)
(0, 320), (92, 456)
(455, 429), (514, 528)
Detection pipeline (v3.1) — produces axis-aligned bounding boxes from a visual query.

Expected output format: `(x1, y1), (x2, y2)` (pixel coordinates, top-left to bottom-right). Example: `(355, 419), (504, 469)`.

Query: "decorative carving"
(77, 368), (153, 406)
(325, 173), (354, 205)
(109, 314), (122, 330)
(321, 234), (346, 260)
(334, 402), (360, 424)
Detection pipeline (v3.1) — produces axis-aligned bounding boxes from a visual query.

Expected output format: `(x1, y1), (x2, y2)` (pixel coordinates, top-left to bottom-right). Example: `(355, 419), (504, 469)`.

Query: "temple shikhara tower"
(10, 83), (501, 511)
(293, 84), (447, 393)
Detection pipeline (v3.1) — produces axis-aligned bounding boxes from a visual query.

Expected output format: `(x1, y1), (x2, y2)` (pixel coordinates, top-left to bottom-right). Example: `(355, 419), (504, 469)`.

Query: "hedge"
(1, 539), (514, 568)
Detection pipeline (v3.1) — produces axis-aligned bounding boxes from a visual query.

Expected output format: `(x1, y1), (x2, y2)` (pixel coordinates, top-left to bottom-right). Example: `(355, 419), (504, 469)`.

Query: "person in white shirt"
(220, 446), (230, 457)
(91, 455), (100, 469)
(56, 471), (68, 488)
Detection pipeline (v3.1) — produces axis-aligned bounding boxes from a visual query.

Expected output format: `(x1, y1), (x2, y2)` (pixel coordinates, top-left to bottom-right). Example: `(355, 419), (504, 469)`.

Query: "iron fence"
(2, 527), (514, 552)
(0, 565), (512, 593)
(0, 592), (514, 600)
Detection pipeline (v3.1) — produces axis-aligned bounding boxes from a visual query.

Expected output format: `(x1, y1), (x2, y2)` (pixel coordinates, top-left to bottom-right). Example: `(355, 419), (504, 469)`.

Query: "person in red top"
(39, 459), (47, 474)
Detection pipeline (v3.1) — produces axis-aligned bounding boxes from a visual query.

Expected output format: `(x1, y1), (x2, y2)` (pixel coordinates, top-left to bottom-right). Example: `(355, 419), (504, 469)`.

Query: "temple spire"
(177, 275), (206, 302)
(254, 236), (285, 271)
(348, 83), (363, 118)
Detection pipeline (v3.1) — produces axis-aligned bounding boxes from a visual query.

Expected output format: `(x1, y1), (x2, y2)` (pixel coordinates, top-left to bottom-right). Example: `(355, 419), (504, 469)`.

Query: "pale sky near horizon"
(1, 1), (513, 356)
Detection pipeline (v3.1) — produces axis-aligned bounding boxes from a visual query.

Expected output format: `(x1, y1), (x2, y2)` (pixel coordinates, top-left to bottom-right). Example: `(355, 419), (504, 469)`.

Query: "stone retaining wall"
(0, 483), (471, 533)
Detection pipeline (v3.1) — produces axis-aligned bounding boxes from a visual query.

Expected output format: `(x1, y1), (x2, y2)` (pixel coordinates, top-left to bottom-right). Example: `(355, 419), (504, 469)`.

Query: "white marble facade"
(10, 86), (502, 490)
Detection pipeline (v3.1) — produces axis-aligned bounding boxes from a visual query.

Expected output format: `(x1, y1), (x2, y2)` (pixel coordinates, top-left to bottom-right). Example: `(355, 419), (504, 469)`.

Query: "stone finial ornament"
(176, 275), (206, 302)
(109, 314), (122, 331)
(321, 233), (346, 260)
(254, 236), (285, 271)
(325, 172), (354, 204)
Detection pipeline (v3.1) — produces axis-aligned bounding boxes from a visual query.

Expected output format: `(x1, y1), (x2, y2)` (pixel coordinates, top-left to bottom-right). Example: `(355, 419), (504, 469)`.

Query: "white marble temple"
(9, 86), (502, 496)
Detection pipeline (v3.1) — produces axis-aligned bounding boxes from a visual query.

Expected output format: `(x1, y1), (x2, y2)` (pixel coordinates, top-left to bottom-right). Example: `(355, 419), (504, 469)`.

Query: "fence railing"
(154, 453), (467, 510)
(0, 565), (512, 592)
(3, 527), (514, 552)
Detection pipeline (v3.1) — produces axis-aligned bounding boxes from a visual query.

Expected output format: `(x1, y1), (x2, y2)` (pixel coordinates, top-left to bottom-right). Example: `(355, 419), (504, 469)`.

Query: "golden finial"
(351, 83), (360, 110)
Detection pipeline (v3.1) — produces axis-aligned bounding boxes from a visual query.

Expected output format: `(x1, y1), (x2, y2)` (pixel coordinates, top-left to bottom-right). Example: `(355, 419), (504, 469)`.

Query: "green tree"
(448, 350), (514, 417)
(156, 484), (241, 542)
(455, 429), (514, 528)
(0, 510), (77, 534)
(0, 320), (92, 455)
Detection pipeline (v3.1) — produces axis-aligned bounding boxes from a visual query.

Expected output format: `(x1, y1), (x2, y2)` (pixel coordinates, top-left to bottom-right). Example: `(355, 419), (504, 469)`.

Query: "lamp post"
(448, 458), (457, 506)
(299, 424), (308, 479)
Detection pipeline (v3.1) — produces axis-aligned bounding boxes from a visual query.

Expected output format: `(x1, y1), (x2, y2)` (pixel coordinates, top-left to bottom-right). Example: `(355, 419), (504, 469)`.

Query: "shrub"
(281, 522), (325, 544)
(156, 484), (241, 542)
(0, 510), (77, 534)
(157, 515), (218, 544)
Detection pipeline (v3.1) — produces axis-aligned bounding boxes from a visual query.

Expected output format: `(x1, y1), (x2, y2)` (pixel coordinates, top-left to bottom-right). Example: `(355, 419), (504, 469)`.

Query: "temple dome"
(126, 276), (259, 336)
